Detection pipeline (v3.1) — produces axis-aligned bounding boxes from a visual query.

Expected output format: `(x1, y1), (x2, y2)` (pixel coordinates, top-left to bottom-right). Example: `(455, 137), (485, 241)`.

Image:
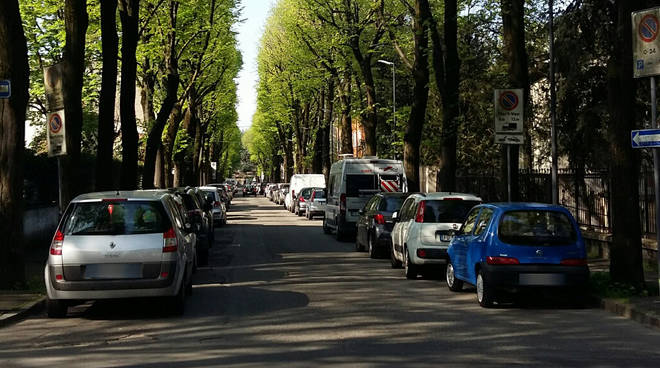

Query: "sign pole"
(652, 76), (660, 291)
(507, 145), (512, 202)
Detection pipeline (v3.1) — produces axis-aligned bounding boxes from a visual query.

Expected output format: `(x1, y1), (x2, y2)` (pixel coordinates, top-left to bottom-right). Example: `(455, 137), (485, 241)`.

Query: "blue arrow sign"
(632, 129), (660, 148)
(0, 80), (10, 99)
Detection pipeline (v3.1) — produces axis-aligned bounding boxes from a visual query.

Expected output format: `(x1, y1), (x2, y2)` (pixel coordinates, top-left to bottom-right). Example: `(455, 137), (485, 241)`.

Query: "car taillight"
(214, 201), (221, 208)
(299, 196), (305, 202)
(561, 258), (587, 266)
(486, 256), (519, 265)
(373, 213), (385, 225)
(417, 249), (427, 258)
(50, 230), (64, 255)
(340, 193), (346, 213)
(415, 201), (426, 223)
(163, 228), (178, 252)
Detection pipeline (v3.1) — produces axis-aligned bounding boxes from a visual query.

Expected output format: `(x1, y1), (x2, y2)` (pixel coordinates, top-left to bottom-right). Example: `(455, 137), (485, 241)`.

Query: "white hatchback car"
(390, 192), (481, 279)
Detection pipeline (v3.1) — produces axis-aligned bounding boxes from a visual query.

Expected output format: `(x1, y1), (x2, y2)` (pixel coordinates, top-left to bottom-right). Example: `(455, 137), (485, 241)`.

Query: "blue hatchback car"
(446, 203), (590, 307)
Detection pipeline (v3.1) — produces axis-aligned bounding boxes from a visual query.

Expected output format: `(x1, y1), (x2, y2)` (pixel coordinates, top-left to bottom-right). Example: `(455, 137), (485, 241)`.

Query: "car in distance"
(391, 193), (481, 279)
(45, 191), (195, 317)
(446, 203), (590, 307)
(306, 188), (327, 220)
(355, 192), (408, 258)
(199, 186), (227, 226)
(293, 187), (316, 216)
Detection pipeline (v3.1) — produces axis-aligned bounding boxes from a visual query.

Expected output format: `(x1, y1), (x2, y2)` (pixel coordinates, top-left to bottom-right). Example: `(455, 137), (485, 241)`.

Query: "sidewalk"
(0, 293), (44, 328)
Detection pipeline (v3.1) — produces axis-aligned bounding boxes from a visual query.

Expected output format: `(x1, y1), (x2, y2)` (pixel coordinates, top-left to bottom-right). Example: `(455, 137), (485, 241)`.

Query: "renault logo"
(535, 249), (543, 257)
(109, 242), (116, 249)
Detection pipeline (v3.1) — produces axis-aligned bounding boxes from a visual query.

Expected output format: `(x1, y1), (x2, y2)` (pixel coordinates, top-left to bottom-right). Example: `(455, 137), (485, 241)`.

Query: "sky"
(235, 0), (276, 132)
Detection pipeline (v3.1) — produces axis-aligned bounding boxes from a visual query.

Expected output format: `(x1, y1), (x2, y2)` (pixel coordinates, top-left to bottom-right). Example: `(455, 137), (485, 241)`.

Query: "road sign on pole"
(633, 7), (660, 78)
(494, 89), (524, 145)
(47, 110), (67, 157)
(631, 129), (660, 147)
(0, 80), (10, 99)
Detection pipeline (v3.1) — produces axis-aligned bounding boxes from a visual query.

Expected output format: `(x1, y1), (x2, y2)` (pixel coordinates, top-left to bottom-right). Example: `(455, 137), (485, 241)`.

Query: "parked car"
(293, 187), (316, 216)
(172, 188), (213, 265)
(391, 192), (481, 279)
(324, 157), (407, 240)
(355, 192), (408, 258)
(243, 184), (257, 197)
(446, 203), (590, 307)
(199, 186), (227, 226)
(266, 184), (278, 200)
(45, 190), (195, 317)
(276, 184), (289, 205)
(286, 174), (326, 212)
(306, 188), (327, 220)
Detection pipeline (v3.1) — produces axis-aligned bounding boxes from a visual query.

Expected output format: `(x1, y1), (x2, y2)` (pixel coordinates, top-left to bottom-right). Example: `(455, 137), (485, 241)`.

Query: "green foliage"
(590, 272), (649, 299)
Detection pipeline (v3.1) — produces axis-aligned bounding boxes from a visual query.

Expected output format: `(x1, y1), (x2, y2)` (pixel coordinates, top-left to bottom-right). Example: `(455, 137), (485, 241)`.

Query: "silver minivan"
(45, 191), (196, 317)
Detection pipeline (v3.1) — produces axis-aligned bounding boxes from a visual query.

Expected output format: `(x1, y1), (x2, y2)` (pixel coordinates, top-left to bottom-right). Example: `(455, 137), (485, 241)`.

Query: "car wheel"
(46, 297), (67, 318)
(390, 244), (402, 268)
(477, 269), (496, 308)
(404, 247), (417, 279)
(199, 248), (209, 266)
(323, 217), (332, 234)
(336, 222), (346, 242)
(168, 282), (186, 316)
(446, 262), (463, 291)
(368, 234), (378, 259)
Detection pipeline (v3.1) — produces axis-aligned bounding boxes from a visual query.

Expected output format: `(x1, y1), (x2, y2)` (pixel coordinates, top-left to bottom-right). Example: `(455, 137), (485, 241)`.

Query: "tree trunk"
(142, 1), (179, 189)
(163, 104), (183, 187)
(607, 0), (644, 286)
(339, 70), (353, 154)
(500, 0), (528, 200)
(403, 0), (431, 193)
(355, 55), (378, 156)
(0, 0), (29, 288)
(427, 0), (459, 192)
(118, 0), (140, 189)
(323, 79), (335, 179)
(61, 0), (88, 205)
(312, 90), (325, 174)
(96, 0), (118, 191)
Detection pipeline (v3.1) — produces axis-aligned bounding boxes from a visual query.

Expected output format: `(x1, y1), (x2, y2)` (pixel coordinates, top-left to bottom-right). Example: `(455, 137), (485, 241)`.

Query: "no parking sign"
(47, 110), (67, 157)
(633, 8), (660, 78)
(494, 89), (524, 145)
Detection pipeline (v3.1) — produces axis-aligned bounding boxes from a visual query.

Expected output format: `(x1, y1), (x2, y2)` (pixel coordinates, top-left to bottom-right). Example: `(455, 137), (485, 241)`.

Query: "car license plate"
(84, 263), (141, 279)
(518, 273), (565, 286)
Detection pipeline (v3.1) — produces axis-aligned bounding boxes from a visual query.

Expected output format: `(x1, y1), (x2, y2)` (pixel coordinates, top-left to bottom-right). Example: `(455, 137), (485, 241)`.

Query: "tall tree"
(118, 0), (139, 189)
(607, 0), (644, 285)
(500, 0), (529, 200)
(61, 0), (88, 203)
(0, 0), (29, 288)
(96, 0), (118, 191)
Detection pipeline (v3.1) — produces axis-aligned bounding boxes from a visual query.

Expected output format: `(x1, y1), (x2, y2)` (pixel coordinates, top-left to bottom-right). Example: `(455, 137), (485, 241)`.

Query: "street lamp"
(378, 59), (396, 157)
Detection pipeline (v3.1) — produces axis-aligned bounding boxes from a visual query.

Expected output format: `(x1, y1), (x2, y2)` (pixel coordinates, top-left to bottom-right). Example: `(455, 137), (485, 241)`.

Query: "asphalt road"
(2, 196), (660, 367)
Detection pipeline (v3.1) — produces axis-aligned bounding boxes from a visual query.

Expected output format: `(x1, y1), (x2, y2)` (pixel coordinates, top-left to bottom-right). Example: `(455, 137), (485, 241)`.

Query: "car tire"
(368, 234), (377, 259)
(404, 247), (417, 279)
(169, 279), (186, 316)
(323, 217), (332, 234)
(336, 222), (346, 242)
(46, 297), (67, 318)
(199, 248), (209, 266)
(446, 262), (463, 291)
(185, 271), (193, 296)
(477, 269), (496, 308)
(390, 245), (402, 268)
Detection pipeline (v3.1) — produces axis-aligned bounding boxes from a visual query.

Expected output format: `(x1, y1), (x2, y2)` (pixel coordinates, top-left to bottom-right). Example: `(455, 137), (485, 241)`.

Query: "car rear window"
(346, 174), (377, 197)
(63, 201), (170, 235)
(312, 190), (326, 199)
(300, 188), (313, 198)
(498, 210), (578, 246)
(423, 200), (480, 223)
(380, 196), (405, 212)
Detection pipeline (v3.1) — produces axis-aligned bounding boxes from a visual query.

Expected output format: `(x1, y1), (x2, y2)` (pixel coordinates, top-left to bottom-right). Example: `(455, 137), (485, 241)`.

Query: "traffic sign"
(0, 80), (10, 99)
(633, 8), (660, 78)
(47, 110), (67, 157)
(631, 129), (660, 148)
(494, 88), (523, 145)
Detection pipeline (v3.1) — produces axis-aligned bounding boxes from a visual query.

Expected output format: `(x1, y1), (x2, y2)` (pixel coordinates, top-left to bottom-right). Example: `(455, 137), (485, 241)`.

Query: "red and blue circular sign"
(49, 113), (62, 134)
(639, 14), (659, 43)
(499, 91), (519, 111)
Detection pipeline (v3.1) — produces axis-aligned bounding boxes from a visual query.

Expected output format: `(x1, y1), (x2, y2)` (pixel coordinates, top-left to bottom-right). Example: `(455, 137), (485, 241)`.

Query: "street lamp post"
(378, 59), (396, 158)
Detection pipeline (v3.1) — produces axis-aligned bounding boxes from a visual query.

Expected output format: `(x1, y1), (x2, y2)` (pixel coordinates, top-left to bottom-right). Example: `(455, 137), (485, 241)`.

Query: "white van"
(285, 174), (326, 212)
(323, 157), (407, 240)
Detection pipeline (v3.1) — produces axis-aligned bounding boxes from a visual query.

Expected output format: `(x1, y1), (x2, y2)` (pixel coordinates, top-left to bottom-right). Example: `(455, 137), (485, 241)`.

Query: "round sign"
(49, 113), (62, 134)
(639, 14), (659, 43)
(499, 91), (519, 111)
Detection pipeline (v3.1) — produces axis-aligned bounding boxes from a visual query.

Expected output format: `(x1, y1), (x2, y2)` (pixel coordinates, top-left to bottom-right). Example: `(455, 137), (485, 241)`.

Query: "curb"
(600, 298), (660, 331)
(0, 296), (45, 328)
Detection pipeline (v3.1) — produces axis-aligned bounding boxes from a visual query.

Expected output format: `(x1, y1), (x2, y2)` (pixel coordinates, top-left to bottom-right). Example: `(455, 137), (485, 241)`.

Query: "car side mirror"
(392, 211), (399, 222)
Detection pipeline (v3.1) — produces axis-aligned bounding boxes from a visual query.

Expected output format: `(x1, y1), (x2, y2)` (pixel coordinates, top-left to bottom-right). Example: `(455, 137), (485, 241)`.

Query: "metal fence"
(455, 168), (655, 235)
